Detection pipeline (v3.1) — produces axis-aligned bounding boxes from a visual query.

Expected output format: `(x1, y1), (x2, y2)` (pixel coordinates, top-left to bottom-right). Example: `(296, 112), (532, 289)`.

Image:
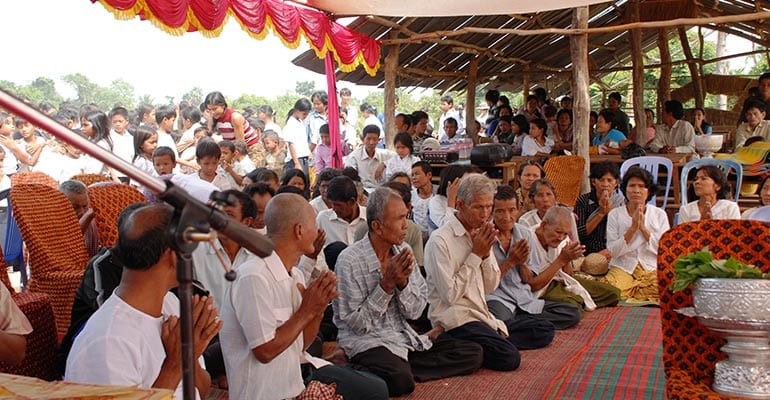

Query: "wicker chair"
(88, 184), (146, 248)
(658, 220), (770, 400)
(70, 173), (111, 187)
(10, 184), (90, 337)
(10, 171), (58, 188)
(543, 155), (585, 207)
(0, 249), (58, 380)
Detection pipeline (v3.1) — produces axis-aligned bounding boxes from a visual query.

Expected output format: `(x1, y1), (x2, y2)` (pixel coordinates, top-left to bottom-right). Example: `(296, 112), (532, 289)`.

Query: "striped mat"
(397, 307), (663, 400)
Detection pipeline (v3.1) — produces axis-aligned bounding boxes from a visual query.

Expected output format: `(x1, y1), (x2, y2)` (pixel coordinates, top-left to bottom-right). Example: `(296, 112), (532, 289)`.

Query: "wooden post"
(678, 27), (704, 109)
(465, 57), (479, 143)
(631, 0), (646, 146)
(383, 38), (399, 150)
(523, 65), (531, 102)
(570, 6), (590, 193)
(657, 28), (672, 121)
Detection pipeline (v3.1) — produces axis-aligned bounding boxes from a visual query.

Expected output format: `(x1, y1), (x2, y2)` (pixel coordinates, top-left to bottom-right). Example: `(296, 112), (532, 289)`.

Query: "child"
(195, 138), (236, 191)
(152, 147), (176, 176)
(233, 139), (256, 175)
(132, 126), (159, 178)
(81, 110), (116, 180)
(261, 130), (286, 180)
(179, 126), (208, 174)
(384, 132), (421, 181)
(217, 140), (244, 188)
(109, 106), (134, 183)
(59, 180), (100, 258)
(0, 112), (19, 176)
(0, 147), (10, 208)
(14, 117), (46, 172)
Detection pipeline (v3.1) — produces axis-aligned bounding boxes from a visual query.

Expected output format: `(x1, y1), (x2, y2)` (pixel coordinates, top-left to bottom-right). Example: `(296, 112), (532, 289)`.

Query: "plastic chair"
(10, 184), (90, 337)
(620, 156), (674, 209)
(658, 220), (770, 399)
(680, 158), (743, 203)
(543, 155), (585, 207)
(88, 184), (146, 247)
(0, 246), (58, 380)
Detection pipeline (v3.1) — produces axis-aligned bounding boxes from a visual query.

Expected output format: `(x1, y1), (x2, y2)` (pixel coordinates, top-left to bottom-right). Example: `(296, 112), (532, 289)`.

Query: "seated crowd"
(1, 81), (769, 400)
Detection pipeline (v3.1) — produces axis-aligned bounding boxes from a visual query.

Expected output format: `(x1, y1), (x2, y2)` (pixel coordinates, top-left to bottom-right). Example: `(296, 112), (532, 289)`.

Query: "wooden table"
(430, 160), (518, 185)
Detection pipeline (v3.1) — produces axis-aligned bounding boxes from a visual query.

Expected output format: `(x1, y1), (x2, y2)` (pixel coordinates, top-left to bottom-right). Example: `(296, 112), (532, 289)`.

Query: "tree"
(30, 77), (63, 106)
(63, 73), (100, 105)
(295, 81), (315, 97)
(232, 93), (270, 113)
(182, 87), (204, 107)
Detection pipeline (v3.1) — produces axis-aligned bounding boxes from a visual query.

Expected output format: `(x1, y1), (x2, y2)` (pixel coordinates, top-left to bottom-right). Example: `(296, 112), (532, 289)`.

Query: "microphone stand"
(0, 89), (273, 400)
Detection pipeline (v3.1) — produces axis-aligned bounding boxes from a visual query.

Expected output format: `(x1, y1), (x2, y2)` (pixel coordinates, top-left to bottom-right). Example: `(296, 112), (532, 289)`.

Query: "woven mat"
(542, 307), (664, 400)
(396, 307), (649, 400)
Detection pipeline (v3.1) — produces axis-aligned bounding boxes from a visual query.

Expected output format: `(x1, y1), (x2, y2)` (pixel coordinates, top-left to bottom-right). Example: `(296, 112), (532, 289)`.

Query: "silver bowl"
(693, 278), (770, 322)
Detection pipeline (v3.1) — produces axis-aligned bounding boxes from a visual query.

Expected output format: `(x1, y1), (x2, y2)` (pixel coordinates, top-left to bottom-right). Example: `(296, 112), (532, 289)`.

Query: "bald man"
(66, 204), (221, 399)
(219, 193), (388, 400)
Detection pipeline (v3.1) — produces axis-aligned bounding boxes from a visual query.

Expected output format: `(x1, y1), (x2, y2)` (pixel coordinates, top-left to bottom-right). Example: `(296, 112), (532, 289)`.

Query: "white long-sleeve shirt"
(606, 205), (670, 274)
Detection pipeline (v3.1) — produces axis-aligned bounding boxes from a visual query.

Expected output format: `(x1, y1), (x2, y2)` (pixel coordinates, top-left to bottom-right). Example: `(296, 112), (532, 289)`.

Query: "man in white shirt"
(344, 125), (391, 189)
(649, 100), (696, 154)
(219, 193), (388, 400)
(316, 176), (367, 248)
(66, 204), (221, 399)
(735, 99), (770, 148)
(192, 190), (257, 309)
(423, 173), (521, 372)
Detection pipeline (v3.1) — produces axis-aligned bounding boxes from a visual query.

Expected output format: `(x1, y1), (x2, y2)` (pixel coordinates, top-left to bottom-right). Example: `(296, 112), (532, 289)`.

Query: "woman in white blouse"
(603, 167), (670, 302)
(521, 118), (553, 157)
(679, 165), (740, 223)
(743, 176), (770, 219)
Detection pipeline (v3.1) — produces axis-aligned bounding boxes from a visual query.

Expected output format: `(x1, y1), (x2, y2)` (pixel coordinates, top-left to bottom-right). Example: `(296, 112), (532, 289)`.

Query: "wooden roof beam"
(381, 11), (770, 45)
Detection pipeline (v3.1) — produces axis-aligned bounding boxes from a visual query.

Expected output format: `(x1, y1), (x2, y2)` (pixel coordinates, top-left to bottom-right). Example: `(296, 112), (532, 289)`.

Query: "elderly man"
(424, 173), (521, 371)
(335, 188), (482, 397)
(66, 204), (221, 399)
(648, 100), (695, 154)
(524, 206), (620, 310)
(219, 193), (387, 400)
(486, 186), (581, 338)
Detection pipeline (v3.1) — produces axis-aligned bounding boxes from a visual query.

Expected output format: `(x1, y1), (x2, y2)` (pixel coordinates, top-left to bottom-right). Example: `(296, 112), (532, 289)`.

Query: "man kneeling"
(335, 188), (483, 397)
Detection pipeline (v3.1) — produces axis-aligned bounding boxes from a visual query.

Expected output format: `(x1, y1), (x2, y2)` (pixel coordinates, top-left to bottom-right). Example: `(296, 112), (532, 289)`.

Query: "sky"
(1, 1), (375, 101)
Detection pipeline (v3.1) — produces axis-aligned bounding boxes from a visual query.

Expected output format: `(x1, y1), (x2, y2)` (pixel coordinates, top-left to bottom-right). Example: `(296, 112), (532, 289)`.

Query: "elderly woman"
(743, 175), (770, 219)
(679, 165), (740, 223)
(603, 167), (670, 301)
(575, 162), (625, 257)
(518, 179), (557, 229)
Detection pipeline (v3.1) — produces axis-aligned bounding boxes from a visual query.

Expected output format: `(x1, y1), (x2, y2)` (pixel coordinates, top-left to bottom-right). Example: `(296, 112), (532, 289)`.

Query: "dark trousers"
(302, 363), (389, 400)
(285, 156), (310, 178)
(349, 334), (483, 397)
(488, 299), (581, 331)
(445, 321), (521, 371)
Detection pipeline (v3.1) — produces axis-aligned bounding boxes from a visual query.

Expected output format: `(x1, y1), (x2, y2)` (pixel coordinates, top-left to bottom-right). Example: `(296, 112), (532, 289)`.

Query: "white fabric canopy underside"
(294, 0), (611, 17)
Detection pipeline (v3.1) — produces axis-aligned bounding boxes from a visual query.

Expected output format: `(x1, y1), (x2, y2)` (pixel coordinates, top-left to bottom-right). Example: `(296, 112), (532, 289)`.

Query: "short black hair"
(494, 184), (517, 202)
(326, 176), (358, 202)
(412, 161), (432, 174)
(243, 182), (276, 198)
(318, 168), (343, 183)
(621, 166), (657, 202)
(664, 100), (685, 120)
(590, 161), (620, 180)
(222, 189), (257, 219)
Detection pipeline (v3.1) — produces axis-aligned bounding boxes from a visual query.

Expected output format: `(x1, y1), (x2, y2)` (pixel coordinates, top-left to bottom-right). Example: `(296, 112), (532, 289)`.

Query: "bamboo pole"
(384, 36), (399, 150)
(381, 11), (770, 44)
(631, 0), (646, 146)
(466, 57), (479, 143)
(679, 27), (704, 108)
(657, 28), (672, 123)
(523, 65), (531, 101)
(570, 6), (590, 193)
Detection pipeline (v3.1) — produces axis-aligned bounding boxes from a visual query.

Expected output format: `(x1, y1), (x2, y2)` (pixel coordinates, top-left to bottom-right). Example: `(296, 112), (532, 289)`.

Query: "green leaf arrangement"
(669, 247), (770, 293)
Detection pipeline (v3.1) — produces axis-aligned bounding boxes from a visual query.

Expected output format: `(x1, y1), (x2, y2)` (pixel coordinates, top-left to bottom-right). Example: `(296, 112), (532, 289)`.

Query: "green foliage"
(231, 94), (270, 114)
(181, 87), (204, 107)
(670, 248), (769, 292)
(295, 81), (316, 97)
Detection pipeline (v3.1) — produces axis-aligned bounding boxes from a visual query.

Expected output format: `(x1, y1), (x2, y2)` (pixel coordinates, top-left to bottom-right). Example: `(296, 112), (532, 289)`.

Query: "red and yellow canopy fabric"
(92, 0), (381, 75)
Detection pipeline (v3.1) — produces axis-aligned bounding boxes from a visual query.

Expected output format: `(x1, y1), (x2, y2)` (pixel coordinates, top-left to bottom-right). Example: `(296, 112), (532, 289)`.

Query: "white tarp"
(294, 0), (611, 17)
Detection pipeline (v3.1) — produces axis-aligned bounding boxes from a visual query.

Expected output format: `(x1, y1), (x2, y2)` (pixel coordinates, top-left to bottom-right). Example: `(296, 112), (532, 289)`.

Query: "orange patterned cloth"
(658, 220), (770, 400)
(0, 373), (172, 399)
